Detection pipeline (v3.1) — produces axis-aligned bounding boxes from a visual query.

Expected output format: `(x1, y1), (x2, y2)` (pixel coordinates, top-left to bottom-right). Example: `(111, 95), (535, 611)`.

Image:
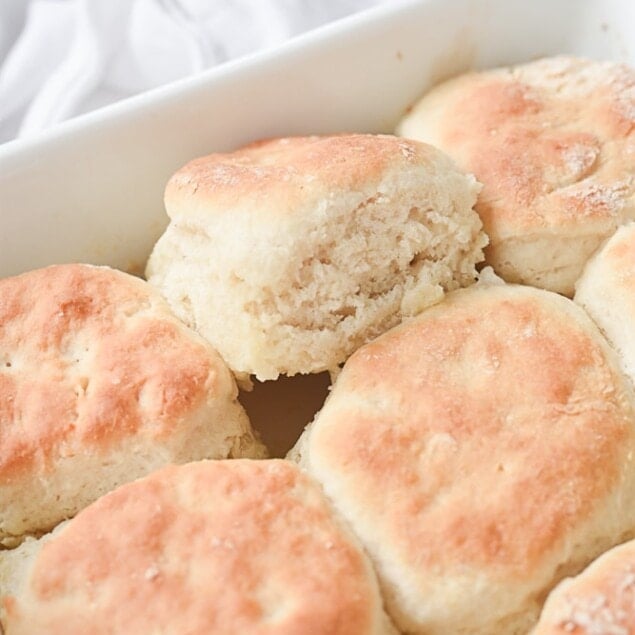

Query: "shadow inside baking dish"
(240, 372), (331, 458)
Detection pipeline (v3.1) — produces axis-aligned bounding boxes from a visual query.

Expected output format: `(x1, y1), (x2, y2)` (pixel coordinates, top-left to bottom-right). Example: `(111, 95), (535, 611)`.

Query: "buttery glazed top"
(164, 134), (465, 218)
(398, 57), (635, 241)
(533, 539), (635, 634)
(0, 264), (227, 477)
(3, 460), (382, 635)
(305, 285), (635, 579)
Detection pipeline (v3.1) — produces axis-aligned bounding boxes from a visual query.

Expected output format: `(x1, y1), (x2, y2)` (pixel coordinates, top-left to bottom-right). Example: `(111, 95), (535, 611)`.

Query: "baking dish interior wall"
(0, 0), (632, 279)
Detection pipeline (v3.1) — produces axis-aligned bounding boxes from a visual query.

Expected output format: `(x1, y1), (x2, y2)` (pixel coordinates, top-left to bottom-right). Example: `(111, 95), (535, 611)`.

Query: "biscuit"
(398, 56), (635, 295)
(0, 264), (265, 546)
(575, 222), (635, 386)
(290, 284), (635, 634)
(0, 460), (396, 635)
(532, 539), (635, 634)
(146, 134), (486, 380)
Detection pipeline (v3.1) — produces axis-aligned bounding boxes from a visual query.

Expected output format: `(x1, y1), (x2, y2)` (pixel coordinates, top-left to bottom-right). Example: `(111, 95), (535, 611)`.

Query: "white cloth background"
(0, 0), (386, 143)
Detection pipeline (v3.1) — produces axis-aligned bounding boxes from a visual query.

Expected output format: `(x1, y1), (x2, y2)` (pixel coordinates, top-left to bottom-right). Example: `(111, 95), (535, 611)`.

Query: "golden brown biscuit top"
(164, 134), (459, 219)
(400, 57), (635, 239)
(533, 540), (635, 634)
(308, 285), (634, 578)
(0, 264), (226, 477)
(575, 222), (635, 347)
(4, 460), (379, 634)
(595, 221), (635, 278)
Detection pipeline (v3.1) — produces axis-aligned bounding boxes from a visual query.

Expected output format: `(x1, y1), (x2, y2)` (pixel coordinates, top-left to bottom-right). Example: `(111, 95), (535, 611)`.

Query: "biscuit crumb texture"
(0, 264), (266, 547)
(146, 134), (486, 380)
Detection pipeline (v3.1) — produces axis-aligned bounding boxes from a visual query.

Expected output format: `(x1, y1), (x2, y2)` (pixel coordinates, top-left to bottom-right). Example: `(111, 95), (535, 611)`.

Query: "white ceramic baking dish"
(1, 0), (633, 453)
